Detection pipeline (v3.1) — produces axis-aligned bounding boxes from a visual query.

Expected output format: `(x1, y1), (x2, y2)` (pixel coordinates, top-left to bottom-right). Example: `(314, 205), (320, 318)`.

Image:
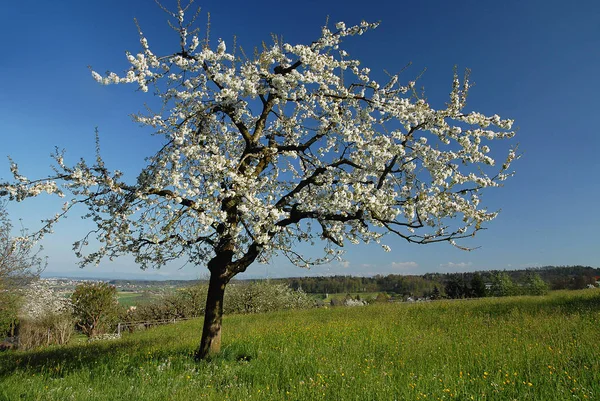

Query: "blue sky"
(1, 0), (598, 280)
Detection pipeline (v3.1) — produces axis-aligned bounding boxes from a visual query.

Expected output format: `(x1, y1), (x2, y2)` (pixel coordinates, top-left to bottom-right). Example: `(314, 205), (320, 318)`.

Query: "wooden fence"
(116, 317), (192, 336)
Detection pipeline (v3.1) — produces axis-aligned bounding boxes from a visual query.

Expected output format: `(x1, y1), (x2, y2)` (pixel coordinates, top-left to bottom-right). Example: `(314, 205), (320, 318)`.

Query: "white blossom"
(1, 6), (517, 276)
(20, 279), (71, 320)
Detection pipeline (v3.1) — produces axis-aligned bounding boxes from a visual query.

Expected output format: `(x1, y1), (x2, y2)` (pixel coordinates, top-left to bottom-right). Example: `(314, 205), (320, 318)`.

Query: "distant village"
(38, 278), (186, 298)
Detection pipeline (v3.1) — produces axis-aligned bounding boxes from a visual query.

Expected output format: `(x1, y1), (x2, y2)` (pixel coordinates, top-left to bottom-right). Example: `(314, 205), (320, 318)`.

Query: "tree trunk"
(195, 270), (228, 360)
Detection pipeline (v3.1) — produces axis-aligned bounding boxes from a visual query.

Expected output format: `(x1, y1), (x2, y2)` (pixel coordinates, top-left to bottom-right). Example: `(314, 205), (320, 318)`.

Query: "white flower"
(217, 40), (226, 55)
(3, 7), (515, 274)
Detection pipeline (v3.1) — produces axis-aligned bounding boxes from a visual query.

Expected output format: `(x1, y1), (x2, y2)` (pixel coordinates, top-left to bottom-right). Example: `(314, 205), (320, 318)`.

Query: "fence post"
(117, 323), (121, 336)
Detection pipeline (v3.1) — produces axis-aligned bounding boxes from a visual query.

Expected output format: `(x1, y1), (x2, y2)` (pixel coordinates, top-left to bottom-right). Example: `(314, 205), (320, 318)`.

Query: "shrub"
(374, 293), (391, 303)
(125, 285), (208, 323)
(17, 312), (73, 350)
(522, 272), (549, 296)
(225, 282), (314, 314)
(489, 272), (515, 297)
(330, 297), (343, 307)
(0, 292), (19, 338)
(16, 280), (74, 349)
(71, 282), (119, 337)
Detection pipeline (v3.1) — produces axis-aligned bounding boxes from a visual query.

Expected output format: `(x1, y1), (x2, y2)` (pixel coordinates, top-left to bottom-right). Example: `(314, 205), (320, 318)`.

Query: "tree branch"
(146, 188), (202, 210)
(377, 155), (398, 189)
(274, 158), (362, 209)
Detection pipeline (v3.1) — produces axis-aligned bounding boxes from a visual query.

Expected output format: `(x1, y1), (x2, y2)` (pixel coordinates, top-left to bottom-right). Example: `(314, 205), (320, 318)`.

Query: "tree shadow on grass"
(0, 335), (258, 379)
(0, 337), (194, 378)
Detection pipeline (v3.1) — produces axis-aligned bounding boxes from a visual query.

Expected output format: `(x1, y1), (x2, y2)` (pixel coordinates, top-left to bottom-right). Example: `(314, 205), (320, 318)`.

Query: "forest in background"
(278, 265), (599, 299)
(101, 265), (599, 300)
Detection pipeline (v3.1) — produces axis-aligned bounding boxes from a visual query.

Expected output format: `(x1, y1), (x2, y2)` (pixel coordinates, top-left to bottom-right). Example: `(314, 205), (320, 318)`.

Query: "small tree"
(0, 201), (44, 337)
(18, 280), (74, 349)
(1, 2), (517, 359)
(489, 272), (515, 297)
(522, 271), (548, 296)
(430, 285), (441, 300)
(445, 274), (468, 299)
(71, 282), (119, 337)
(470, 272), (487, 298)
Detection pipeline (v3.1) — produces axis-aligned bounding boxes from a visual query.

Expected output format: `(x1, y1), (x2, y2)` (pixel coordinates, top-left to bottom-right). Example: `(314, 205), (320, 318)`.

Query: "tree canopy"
(0, 1), (516, 358)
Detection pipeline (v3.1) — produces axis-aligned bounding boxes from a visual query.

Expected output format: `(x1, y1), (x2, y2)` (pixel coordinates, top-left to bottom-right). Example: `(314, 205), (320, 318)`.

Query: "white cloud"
(390, 261), (419, 270)
(439, 261), (473, 270)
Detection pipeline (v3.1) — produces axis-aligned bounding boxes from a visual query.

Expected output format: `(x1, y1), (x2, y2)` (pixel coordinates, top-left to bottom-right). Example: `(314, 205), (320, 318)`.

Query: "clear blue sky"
(1, 0), (598, 280)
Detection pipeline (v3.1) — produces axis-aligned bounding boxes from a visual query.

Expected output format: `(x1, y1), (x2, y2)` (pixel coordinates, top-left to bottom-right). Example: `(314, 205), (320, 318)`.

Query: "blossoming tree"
(0, 201), (44, 337)
(0, 201), (43, 289)
(0, 2), (517, 359)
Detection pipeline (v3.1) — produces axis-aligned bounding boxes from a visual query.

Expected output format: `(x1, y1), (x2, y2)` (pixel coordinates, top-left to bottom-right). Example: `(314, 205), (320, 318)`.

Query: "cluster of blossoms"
(19, 280), (71, 320)
(1, 5), (516, 277)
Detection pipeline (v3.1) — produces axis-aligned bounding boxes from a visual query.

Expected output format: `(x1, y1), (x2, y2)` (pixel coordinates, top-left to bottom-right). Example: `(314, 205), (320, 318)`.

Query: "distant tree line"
(444, 271), (550, 298)
(275, 265), (599, 299)
(102, 266), (599, 300)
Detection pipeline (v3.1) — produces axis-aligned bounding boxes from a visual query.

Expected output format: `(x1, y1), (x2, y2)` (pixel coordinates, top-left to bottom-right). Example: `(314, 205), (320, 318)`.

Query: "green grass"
(1, 290), (599, 400)
(116, 292), (157, 307)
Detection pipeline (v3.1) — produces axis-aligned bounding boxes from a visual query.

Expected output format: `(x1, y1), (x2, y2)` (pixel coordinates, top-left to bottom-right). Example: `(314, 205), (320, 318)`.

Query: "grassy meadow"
(1, 290), (599, 400)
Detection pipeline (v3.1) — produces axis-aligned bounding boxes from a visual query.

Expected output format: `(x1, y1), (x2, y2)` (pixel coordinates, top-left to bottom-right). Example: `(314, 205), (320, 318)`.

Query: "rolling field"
(1, 290), (599, 400)
(116, 292), (157, 307)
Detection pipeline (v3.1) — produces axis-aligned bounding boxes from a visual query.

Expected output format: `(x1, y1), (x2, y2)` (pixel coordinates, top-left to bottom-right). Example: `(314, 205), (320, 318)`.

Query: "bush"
(225, 282), (314, 314)
(168, 284), (208, 317)
(125, 285), (207, 324)
(330, 297), (343, 307)
(16, 280), (74, 349)
(489, 272), (515, 297)
(374, 293), (391, 303)
(17, 313), (73, 350)
(71, 282), (120, 337)
(0, 292), (19, 338)
(522, 272), (549, 296)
